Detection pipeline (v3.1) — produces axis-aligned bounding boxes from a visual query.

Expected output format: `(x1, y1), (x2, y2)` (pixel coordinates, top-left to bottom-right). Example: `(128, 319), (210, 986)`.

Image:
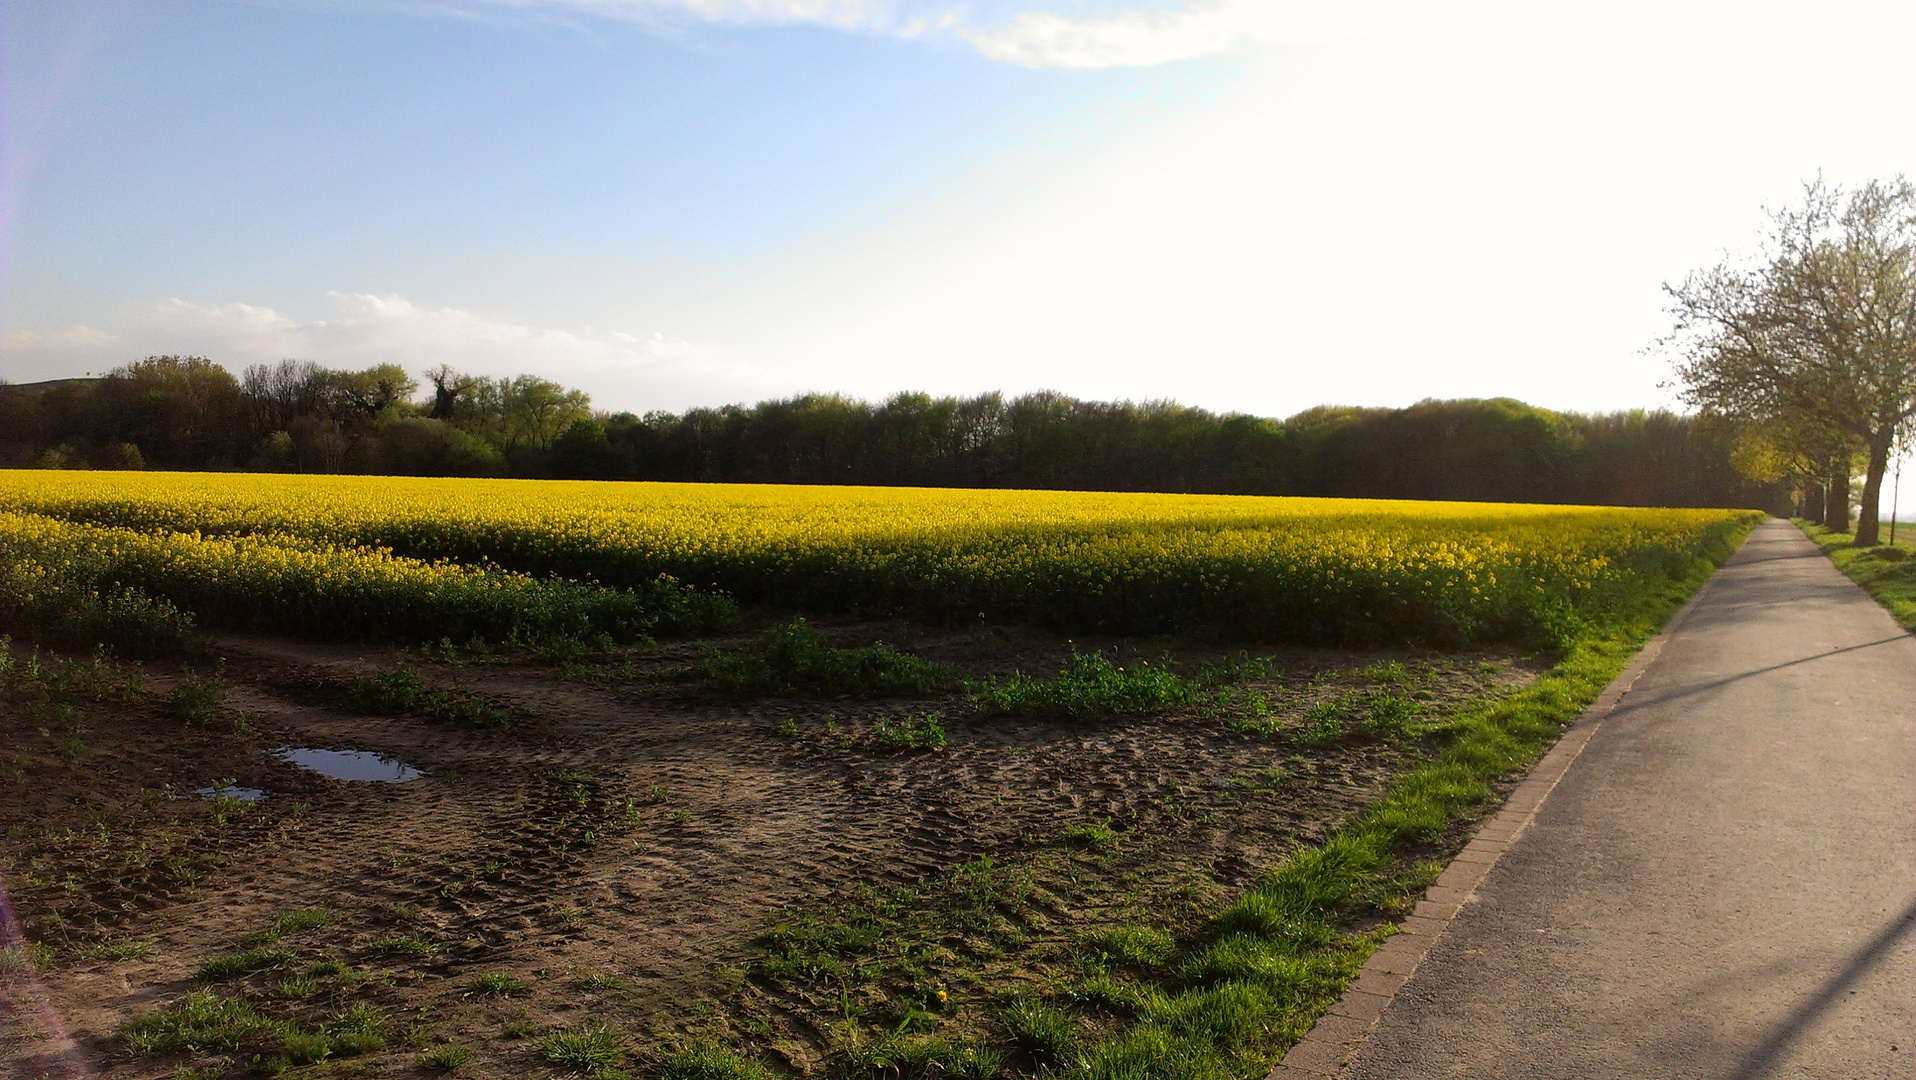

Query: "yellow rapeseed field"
(0, 471), (1760, 646)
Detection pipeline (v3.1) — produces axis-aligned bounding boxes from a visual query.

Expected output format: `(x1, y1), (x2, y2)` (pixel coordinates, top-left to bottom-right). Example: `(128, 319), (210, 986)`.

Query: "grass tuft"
(537, 1023), (624, 1072)
(656, 1043), (770, 1080)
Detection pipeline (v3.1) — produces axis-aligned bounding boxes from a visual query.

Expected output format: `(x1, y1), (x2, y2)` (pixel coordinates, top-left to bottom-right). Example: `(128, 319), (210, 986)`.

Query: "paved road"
(1344, 519), (1915, 1079)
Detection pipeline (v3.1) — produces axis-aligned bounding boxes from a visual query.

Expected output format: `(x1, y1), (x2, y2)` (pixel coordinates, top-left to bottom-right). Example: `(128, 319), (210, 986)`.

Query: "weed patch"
(972, 650), (1195, 717)
(871, 712), (948, 751)
(701, 619), (949, 697)
(347, 663), (511, 728)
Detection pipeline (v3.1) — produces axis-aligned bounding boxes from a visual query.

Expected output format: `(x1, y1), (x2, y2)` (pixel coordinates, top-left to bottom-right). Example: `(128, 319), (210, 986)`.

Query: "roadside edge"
(1264, 566), (1722, 1078)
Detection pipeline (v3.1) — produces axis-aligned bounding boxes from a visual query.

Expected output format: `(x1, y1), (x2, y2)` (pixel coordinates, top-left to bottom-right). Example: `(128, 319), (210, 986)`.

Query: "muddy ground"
(0, 621), (1541, 1079)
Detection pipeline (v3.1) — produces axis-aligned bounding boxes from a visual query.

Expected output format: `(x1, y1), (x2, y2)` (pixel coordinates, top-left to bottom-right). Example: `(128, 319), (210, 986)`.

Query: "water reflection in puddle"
(272, 747), (422, 783)
(196, 785), (266, 801)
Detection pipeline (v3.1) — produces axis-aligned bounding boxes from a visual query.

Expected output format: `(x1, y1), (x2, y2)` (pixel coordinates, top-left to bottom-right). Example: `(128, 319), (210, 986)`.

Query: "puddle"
(196, 785), (266, 802)
(272, 747), (422, 783)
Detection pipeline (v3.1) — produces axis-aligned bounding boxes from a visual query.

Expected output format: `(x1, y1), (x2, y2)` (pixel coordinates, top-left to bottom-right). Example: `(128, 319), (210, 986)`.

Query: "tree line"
(1668, 177), (1916, 543)
(0, 356), (1787, 509)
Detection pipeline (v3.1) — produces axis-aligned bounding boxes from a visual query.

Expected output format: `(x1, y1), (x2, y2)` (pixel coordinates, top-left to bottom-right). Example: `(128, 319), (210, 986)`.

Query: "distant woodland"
(0, 355), (1791, 511)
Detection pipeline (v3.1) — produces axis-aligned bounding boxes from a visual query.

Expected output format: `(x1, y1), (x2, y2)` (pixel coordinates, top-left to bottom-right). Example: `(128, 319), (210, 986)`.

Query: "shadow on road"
(1723, 894), (1916, 1080)
(1620, 635), (1909, 714)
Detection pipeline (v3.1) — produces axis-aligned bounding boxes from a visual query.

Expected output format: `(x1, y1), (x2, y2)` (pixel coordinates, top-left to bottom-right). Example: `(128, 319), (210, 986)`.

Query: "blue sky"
(9, 0), (1916, 431)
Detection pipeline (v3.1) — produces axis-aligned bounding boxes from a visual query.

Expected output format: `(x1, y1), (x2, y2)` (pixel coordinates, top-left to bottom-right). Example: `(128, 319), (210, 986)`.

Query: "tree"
(1668, 179), (1916, 544)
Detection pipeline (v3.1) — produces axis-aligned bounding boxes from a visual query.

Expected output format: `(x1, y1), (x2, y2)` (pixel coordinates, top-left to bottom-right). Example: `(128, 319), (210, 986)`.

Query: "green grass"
(656, 1043), (771, 1080)
(364, 934), (437, 958)
(536, 1023), (625, 1072)
(195, 944), (293, 981)
(74, 939), (154, 962)
(1799, 522), (1916, 631)
(464, 971), (528, 997)
(269, 907), (336, 937)
(418, 1044), (477, 1071)
(700, 618), (950, 697)
(120, 989), (273, 1055)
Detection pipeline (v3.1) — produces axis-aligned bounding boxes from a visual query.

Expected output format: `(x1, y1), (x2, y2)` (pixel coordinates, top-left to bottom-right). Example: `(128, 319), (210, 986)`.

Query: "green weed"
(871, 712), (948, 750)
(167, 670), (226, 724)
(347, 664), (510, 728)
(971, 650), (1195, 717)
(700, 618), (949, 697)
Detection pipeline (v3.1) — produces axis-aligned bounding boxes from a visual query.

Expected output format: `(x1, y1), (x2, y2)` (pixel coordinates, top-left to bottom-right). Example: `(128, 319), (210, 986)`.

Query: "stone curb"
(1263, 574), (1723, 1079)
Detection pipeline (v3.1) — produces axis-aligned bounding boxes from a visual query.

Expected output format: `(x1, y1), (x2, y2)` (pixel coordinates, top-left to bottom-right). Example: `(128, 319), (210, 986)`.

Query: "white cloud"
(962, 1), (1275, 69)
(355, 0), (1325, 67)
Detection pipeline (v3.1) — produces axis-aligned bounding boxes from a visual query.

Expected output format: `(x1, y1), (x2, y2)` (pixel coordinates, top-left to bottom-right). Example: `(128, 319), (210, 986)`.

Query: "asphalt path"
(1343, 518), (1915, 1079)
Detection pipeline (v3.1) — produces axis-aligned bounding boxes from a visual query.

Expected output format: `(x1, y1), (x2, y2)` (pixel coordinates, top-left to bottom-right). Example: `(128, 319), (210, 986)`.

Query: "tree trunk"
(1802, 481), (1825, 524)
(1855, 434), (1892, 546)
(1825, 459), (1851, 533)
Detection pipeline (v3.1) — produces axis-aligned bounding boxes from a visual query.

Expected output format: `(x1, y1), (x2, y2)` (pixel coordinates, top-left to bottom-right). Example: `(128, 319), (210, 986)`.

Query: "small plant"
(972, 650), (1196, 717)
(657, 1043), (772, 1080)
(282, 1029), (332, 1065)
(999, 996), (1080, 1066)
(348, 664), (510, 728)
(576, 970), (627, 992)
(270, 907), (336, 938)
(537, 1022), (624, 1072)
(196, 944), (292, 981)
(1295, 699), (1347, 746)
(306, 957), (350, 978)
(1080, 925), (1173, 966)
(330, 1003), (387, 1055)
(277, 973), (321, 999)
(168, 670), (227, 724)
(1062, 817), (1120, 851)
(365, 934), (437, 959)
(700, 619), (949, 697)
(418, 1044), (476, 1071)
(75, 939), (153, 962)
(870, 712), (948, 750)
(464, 971), (527, 998)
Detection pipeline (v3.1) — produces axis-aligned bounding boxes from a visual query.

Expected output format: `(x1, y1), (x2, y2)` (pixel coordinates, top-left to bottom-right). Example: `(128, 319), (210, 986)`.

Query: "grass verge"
(1797, 521), (1916, 631)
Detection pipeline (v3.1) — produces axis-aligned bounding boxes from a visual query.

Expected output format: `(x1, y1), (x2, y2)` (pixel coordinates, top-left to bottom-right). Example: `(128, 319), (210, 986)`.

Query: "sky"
(7, 0), (1916, 445)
